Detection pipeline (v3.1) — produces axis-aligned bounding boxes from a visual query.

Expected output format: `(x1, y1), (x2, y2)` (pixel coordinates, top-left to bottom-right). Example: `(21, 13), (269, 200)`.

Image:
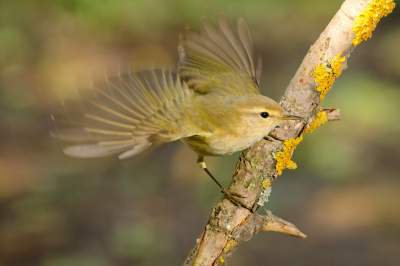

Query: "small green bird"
(53, 19), (298, 201)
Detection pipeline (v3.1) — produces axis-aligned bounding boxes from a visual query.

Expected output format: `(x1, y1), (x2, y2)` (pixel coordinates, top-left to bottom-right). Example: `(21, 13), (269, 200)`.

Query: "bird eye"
(260, 112), (269, 118)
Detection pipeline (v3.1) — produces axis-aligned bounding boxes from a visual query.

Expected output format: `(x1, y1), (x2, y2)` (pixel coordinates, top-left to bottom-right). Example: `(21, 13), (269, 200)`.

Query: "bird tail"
(51, 69), (192, 159)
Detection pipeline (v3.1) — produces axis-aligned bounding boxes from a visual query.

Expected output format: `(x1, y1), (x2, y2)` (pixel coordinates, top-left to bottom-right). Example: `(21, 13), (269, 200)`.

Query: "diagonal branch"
(183, 0), (396, 265)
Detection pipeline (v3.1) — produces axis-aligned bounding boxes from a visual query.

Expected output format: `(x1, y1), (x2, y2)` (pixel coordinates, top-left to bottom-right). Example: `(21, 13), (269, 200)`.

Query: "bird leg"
(197, 156), (225, 191)
(197, 156), (248, 209)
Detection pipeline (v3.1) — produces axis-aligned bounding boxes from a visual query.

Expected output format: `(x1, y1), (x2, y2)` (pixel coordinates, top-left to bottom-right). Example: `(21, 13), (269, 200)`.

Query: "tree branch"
(183, 0), (396, 265)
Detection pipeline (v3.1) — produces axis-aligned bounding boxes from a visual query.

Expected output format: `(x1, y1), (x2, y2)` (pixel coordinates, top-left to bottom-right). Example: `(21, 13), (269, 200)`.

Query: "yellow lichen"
(261, 178), (271, 189)
(274, 111), (330, 176)
(218, 239), (237, 263)
(352, 0), (395, 46)
(312, 53), (346, 100)
(275, 136), (303, 176)
(305, 111), (328, 133)
(223, 239), (238, 252)
(277, 55), (344, 176)
(331, 53), (346, 77)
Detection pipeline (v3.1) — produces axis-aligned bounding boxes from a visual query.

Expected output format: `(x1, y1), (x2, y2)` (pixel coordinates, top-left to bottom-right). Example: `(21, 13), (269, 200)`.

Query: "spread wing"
(51, 70), (193, 159)
(178, 18), (262, 96)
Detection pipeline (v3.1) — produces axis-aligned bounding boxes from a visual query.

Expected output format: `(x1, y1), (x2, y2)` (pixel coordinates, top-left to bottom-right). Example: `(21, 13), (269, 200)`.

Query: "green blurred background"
(0, 0), (399, 265)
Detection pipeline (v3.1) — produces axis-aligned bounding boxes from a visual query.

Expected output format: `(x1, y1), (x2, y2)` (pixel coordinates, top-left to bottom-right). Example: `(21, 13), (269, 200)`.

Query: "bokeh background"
(1, 0), (399, 265)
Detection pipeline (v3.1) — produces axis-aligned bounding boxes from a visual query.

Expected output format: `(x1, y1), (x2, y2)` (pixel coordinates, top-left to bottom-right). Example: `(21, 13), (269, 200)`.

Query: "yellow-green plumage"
(53, 19), (287, 160)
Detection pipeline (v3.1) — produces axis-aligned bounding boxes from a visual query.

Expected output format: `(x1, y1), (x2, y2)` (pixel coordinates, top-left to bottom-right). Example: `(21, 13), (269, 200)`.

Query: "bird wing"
(178, 18), (262, 96)
(52, 70), (193, 159)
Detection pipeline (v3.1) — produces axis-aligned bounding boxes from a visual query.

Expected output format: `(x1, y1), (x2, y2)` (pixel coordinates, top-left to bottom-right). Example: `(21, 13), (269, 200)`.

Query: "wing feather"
(237, 18), (256, 81)
(179, 18), (261, 96)
(63, 143), (134, 158)
(52, 69), (193, 159)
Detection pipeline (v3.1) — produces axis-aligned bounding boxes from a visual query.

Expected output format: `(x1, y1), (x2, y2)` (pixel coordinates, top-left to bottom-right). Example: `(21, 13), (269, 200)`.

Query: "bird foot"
(264, 134), (285, 142)
(221, 189), (250, 210)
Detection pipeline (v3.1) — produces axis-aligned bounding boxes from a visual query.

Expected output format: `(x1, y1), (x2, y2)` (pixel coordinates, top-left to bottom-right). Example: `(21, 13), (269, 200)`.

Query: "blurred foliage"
(0, 1), (399, 266)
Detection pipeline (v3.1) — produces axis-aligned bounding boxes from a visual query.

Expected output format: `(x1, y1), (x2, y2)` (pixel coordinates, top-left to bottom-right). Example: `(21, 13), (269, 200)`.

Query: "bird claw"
(221, 189), (249, 209)
(264, 134), (284, 142)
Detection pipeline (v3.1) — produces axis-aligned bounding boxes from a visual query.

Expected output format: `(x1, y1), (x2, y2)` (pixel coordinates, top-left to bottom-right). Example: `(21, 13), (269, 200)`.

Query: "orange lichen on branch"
(352, 0), (395, 46)
(275, 136), (303, 176)
(312, 53), (346, 100)
(305, 111), (328, 133)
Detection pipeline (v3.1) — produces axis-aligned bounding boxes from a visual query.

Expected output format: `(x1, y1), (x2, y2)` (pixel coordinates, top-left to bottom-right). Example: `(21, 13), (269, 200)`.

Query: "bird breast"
(182, 128), (264, 156)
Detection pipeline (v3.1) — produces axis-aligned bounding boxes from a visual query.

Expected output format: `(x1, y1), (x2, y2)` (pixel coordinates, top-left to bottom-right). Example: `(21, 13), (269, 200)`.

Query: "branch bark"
(183, 0), (395, 265)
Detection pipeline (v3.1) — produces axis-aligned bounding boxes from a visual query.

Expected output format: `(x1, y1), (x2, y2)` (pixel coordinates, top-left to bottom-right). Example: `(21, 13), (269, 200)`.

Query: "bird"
(52, 18), (299, 203)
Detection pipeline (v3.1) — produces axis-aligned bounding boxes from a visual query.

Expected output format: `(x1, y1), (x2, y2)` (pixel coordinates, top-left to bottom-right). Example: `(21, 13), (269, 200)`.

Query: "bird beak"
(281, 115), (303, 121)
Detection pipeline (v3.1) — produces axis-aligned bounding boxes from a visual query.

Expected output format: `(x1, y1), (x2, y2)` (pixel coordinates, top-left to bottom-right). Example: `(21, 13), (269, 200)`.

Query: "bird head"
(233, 95), (300, 137)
